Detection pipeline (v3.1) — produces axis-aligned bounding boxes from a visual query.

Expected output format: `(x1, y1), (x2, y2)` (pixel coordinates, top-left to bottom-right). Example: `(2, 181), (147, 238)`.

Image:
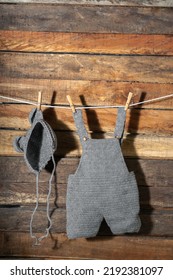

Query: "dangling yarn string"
(30, 172), (40, 245)
(30, 155), (56, 246)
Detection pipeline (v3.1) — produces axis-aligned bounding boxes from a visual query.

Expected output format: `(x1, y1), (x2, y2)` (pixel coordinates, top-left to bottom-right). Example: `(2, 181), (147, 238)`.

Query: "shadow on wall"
(80, 94), (113, 236)
(41, 91), (78, 247)
(79, 92), (154, 237)
(79, 94), (105, 138)
(125, 92), (153, 235)
(41, 91), (153, 248)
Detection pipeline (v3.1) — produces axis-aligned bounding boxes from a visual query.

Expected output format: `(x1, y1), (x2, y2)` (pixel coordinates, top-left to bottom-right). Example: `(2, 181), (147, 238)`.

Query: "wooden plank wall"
(0, 0), (173, 259)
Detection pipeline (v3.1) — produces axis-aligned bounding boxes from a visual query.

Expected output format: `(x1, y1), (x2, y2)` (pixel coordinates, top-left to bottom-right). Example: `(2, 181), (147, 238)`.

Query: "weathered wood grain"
(1, 53), (173, 83)
(139, 186), (173, 208)
(0, 104), (172, 135)
(1, 31), (173, 55)
(46, 108), (173, 136)
(0, 232), (172, 259)
(0, 4), (173, 34)
(0, 207), (66, 233)
(1, 78), (173, 109)
(0, 157), (172, 187)
(0, 0), (172, 262)
(1, 1), (173, 7)
(0, 130), (172, 158)
(0, 207), (173, 236)
(0, 181), (173, 209)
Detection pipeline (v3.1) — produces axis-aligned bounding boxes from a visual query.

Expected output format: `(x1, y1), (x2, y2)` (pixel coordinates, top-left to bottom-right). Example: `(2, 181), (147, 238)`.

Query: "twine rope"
(0, 93), (173, 109)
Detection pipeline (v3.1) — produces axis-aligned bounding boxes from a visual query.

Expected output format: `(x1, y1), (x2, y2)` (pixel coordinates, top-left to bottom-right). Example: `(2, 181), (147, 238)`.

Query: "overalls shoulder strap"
(73, 109), (89, 145)
(114, 107), (126, 144)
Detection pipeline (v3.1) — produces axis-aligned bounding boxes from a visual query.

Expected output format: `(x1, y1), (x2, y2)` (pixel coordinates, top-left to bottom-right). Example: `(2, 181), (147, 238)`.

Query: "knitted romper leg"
(66, 108), (141, 239)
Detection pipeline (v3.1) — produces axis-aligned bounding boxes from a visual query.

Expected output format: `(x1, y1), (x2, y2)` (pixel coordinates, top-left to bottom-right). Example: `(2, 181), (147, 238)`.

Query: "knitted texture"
(13, 108), (57, 244)
(14, 108), (57, 173)
(66, 108), (141, 239)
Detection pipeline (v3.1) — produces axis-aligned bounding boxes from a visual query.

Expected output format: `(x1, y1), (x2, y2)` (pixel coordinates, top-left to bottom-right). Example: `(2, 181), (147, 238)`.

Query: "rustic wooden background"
(0, 0), (173, 259)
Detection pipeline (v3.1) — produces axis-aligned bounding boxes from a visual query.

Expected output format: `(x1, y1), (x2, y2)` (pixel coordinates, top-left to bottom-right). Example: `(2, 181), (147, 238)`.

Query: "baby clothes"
(13, 108), (57, 244)
(66, 108), (141, 239)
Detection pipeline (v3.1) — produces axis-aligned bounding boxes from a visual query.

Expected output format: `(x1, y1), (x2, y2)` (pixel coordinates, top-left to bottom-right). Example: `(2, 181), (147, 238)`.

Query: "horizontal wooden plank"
(1, 53), (173, 83)
(1, 78), (173, 109)
(0, 181), (173, 209)
(1, 31), (173, 55)
(0, 207), (173, 236)
(0, 207), (66, 233)
(0, 130), (172, 158)
(0, 4), (173, 34)
(0, 232), (172, 260)
(0, 157), (172, 188)
(0, 104), (172, 136)
(1, 156), (173, 207)
(1, 158), (172, 208)
(1, 1), (173, 7)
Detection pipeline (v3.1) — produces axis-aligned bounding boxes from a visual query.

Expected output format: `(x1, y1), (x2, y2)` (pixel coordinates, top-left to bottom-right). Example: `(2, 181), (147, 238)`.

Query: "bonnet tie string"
(30, 155), (56, 246)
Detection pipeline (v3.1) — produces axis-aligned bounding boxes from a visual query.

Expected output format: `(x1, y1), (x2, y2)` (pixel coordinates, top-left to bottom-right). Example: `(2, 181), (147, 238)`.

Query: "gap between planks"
(0, 4), (173, 34)
(1, 1), (173, 7)
(0, 130), (173, 158)
(1, 79), (173, 109)
(0, 104), (173, 136)
(0, 232), (173, 259)
(1, 52), (173, 83)
(0, 31), (173, 55)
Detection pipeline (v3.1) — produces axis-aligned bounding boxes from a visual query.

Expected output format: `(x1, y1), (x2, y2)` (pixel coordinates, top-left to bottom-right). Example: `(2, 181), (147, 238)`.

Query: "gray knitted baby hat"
(13, 108), (57, 244)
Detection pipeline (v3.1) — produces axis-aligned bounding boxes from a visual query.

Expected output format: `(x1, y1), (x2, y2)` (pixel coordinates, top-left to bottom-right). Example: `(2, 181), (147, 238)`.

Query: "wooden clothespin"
(66, 95), (76, 113)
(37, 91), (42, 111)
(124, 92), (133, 111)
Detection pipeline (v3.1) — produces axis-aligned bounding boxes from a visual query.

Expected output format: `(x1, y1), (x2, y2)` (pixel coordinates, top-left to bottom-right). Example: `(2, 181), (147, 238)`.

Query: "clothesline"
(0, 93), (173, 109)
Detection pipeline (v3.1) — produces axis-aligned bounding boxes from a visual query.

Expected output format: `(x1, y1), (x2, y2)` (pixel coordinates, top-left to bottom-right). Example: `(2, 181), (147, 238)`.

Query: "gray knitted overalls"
(66, 108), (141, 239)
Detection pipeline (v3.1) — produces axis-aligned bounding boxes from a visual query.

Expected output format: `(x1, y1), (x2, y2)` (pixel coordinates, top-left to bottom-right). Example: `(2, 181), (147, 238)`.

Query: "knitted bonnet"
(13, 108), (57, 244)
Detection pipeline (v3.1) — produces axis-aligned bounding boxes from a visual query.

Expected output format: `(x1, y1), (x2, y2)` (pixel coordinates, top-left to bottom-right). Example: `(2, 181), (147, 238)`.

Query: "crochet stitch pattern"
(13, 108), (57, 245)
